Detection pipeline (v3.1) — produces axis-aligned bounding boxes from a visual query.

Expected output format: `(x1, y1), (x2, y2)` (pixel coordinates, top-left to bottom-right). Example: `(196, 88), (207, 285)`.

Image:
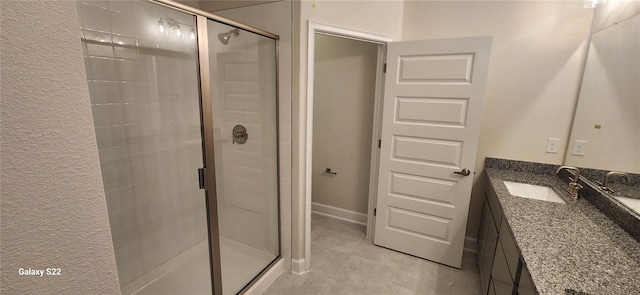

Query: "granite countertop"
(485, 167), (640, 295)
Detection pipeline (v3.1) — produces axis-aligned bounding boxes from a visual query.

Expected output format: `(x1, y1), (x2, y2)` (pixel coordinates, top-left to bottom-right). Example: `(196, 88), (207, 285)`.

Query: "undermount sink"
(503, 181), (566, 204)
(615, 196), (640, 212)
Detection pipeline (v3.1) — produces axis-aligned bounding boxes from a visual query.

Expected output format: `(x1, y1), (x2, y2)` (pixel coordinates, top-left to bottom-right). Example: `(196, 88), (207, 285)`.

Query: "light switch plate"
(572, 140), (587, 156)
(546, 138), (560, 153)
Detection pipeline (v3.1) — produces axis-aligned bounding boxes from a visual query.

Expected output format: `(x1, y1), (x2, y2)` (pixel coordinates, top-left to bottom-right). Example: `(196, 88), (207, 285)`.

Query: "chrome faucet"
(556, 166), (583, 199)
(599, 171), (631, 193)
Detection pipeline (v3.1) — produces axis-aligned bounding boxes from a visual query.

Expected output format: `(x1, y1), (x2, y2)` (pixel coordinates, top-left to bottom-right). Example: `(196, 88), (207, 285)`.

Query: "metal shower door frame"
(149, 1), (281, 294)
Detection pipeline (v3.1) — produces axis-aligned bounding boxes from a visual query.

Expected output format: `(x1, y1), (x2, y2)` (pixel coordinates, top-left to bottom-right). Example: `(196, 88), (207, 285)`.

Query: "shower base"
(122, 238), (274, 295)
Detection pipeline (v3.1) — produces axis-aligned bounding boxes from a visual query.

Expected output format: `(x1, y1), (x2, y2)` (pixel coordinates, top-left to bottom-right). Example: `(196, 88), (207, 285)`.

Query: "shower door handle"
(198, 168), (207, 189)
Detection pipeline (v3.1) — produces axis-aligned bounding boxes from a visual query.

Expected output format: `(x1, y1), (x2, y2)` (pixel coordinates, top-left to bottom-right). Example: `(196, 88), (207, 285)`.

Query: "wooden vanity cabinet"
(491, 241), (513, 294)
(478, 178), (538, 295)
(518, 265), (537, 295)
(499, 219), (520, 279)
(478, 192), (500, 294)
(488, 278), (497, 295)
(491, 215), (525, 295)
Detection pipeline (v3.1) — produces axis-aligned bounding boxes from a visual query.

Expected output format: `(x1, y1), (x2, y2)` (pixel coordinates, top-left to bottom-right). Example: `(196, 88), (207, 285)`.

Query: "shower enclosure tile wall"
(77, 1), (210, 293)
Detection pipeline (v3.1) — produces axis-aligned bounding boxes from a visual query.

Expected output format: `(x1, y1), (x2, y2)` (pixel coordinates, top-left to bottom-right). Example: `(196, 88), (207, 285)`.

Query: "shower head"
(218, 29), (239, 45)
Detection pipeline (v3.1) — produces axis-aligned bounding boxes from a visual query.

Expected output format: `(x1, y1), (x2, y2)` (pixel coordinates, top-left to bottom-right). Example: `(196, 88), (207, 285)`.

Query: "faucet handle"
(567, 182), (583, 199)
(556, 165), (581, 182)
(556, 166), (583, 199)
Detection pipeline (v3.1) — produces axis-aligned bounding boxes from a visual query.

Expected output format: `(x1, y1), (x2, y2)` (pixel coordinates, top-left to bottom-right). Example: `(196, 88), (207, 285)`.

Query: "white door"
(373, 36), (492, 268)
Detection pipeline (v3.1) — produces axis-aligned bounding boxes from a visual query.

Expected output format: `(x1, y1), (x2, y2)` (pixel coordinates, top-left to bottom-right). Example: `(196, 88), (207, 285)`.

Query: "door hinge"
(198, 168), (207, 189)
(383, 63), (387, 73)
(374, 208), (377, 216)
(378, 139), (381, 148)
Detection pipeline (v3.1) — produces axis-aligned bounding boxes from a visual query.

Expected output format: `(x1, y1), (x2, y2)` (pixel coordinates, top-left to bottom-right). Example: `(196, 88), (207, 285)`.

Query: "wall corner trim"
(291, 258), (306, 275)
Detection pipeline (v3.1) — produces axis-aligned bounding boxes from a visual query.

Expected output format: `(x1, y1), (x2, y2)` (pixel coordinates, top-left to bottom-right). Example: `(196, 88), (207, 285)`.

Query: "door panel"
(393, 136), (463, 166)
(374, 36), (492, 268)
(398, 53), (474, 83)
(387, 207), (451, 240)
(389, 172), (457, 206)
(206, 20), (279, 295)
(79, 2), (212, 293)
(395, 97), (469, 126)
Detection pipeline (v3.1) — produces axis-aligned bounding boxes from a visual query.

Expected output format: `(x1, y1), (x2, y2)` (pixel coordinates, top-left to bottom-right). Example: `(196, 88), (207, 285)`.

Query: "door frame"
(304, 21), (392, 272)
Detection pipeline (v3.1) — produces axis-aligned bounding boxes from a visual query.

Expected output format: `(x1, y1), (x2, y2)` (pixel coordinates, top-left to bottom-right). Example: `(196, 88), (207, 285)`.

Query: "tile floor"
(264, 213), (482, 295)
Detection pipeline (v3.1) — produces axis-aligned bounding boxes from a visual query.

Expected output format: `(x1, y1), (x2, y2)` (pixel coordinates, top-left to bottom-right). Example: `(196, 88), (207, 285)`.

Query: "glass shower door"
(78, 1), (212, 294)
(206, 20), (280, 294)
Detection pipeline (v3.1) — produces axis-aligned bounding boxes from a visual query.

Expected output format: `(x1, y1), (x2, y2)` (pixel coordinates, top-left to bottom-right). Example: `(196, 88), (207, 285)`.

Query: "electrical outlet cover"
(546, 138), (560, 153)
(572, 140), (587, 156)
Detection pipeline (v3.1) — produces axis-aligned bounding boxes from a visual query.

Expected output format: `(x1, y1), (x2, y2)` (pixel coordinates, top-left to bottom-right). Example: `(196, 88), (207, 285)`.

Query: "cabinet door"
(478, 201), (491, 257)
(488, 278), (496, 295)
(492, 240), (515, 295)
(486, 186), (503, 228)
(518, 264), (537, 295)
(478, 201), (492, 292)
(481, 214), (499, 294)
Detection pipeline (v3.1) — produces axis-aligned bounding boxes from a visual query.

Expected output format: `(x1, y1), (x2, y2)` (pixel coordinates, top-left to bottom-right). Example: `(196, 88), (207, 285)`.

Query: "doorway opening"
(304, 22), (392, 272)
(304, 22), (493, 272)
(311, 33), (378, 227)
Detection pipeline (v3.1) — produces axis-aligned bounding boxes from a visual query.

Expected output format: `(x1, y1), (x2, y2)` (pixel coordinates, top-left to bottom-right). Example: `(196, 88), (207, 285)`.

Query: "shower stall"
(77, 0), (280, 294)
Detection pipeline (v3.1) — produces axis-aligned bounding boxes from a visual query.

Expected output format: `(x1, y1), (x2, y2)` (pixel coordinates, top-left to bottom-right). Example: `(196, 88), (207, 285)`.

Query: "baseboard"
(291, 258), (305, 275)
(464, 236), (478, 254)
(244, 258), (284, 295)
(311, 202), (367, 225)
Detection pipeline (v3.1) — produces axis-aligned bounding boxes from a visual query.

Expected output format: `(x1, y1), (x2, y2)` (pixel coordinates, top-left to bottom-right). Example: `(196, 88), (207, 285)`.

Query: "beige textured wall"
(1, 1), (120, 293)
(312, 34), (378, 214)
(401, 1), (593, 240)
(293, 0), (405, 261)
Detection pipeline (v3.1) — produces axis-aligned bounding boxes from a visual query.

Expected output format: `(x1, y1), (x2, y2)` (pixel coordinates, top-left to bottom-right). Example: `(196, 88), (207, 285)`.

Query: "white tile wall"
(78, 0), (209, 290)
